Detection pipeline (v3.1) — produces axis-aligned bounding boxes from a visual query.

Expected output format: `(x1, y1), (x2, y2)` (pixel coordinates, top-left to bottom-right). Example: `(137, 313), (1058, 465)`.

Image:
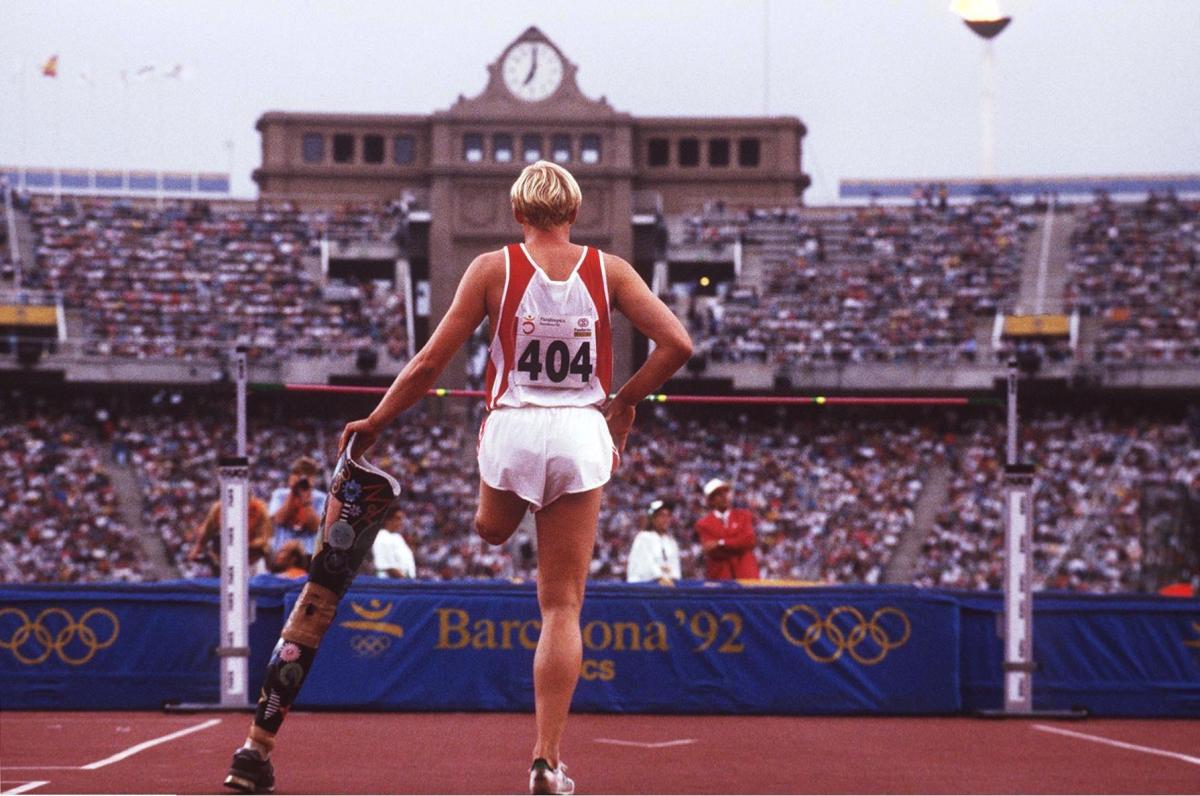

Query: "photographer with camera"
(188, 494), (273, 576)
(268, 456), (327, 557)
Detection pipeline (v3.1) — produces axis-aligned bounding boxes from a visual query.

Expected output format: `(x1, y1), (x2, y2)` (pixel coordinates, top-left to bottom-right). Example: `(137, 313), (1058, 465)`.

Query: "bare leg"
(531, 487), (600, 766)
(475, 480), (529, 545)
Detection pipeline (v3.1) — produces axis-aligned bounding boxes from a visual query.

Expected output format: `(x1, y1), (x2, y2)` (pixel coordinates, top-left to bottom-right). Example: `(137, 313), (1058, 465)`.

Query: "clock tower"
(426, 27), (638, 386)
(253, 26), (808, 386)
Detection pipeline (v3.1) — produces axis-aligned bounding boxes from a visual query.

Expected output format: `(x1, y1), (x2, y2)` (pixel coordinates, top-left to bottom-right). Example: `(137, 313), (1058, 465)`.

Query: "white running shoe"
(529, 758), (575, 795)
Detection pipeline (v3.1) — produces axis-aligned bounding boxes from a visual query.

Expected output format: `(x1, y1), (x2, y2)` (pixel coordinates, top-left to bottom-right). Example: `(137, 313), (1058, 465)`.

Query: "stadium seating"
(676, 198), (1033, 366)
(0, 410), (146, 583)
(914, 411), (1200, 592)
(1065, 192), (1200, 364)
(23, 197), (407, 360)
(5, 393), (1195, 593)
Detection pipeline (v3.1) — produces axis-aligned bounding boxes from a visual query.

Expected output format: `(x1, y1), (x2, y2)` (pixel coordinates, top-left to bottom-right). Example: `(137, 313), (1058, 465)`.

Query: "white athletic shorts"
(478, 406), (616, 511)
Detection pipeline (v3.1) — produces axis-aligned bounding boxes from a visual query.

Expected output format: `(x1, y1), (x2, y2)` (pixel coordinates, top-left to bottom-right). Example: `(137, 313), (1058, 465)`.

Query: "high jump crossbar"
(251, 382), (1002, 407)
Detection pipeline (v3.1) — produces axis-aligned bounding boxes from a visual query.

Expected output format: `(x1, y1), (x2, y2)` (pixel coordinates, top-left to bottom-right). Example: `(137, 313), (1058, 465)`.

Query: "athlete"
(338, 161), (690, 794)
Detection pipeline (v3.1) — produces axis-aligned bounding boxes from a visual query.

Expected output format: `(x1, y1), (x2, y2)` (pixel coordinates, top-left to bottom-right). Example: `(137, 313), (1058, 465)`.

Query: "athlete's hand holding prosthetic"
(338, 417), (382, 458)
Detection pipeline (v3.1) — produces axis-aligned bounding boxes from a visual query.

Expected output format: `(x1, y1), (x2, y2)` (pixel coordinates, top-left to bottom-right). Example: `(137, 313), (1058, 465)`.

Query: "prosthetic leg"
(225, 436), (400, 793)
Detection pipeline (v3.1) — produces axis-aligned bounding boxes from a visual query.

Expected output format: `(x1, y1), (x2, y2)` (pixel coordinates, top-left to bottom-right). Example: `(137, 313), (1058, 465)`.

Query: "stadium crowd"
(4, 392), (1195, 594)
(0, 403), (146, 583)
(3, 192), (1198, 592)
(23, 197), (406, 360)
(677, 198), (1032, 367)
(1065, 192), (1200, 364)
(595, 409), (935, 584)
(915, 411), (1200, 593)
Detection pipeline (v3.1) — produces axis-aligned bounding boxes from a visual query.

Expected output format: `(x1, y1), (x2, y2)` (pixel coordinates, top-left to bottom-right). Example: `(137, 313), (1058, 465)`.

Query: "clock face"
(502, 42), (563, 102)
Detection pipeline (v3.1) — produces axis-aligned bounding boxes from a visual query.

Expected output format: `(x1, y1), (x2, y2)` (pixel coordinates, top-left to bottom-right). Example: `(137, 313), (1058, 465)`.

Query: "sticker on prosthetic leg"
(254, 637), (317, 735)
(281, 582), (338, 648)
(309, 433), (401, 595)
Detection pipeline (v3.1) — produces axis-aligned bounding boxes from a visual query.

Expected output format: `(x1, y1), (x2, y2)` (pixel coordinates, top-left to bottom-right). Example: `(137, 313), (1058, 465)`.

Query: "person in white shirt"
(373, 506), (416, 579)
(626, 499), (682, 584)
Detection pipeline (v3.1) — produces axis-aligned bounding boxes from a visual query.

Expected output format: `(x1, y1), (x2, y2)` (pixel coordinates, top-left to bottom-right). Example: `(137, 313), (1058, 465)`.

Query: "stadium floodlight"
(950, 0), (1012, 177)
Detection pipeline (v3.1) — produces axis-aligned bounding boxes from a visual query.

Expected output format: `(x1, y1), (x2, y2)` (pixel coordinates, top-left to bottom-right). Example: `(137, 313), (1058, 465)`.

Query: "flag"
(160, 63), (197, 81)
(41, 54), (58, 78)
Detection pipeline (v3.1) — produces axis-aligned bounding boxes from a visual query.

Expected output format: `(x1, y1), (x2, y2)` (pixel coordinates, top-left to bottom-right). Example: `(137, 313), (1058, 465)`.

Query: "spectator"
(694, 478), (759, 580)
(373, 505), (416, 579)
(272, 540), (309, 579)
(268, 457), (326, 556)
(626, 499), (681, 584)
(186, 494), (273, 576)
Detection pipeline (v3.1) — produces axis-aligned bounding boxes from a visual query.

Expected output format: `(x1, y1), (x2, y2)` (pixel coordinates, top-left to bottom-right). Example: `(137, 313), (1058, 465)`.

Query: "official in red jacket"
(694, 478), (759, 580)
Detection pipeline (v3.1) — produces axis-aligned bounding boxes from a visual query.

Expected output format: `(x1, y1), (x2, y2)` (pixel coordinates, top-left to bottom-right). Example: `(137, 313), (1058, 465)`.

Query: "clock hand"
(524, 47), (538, 85)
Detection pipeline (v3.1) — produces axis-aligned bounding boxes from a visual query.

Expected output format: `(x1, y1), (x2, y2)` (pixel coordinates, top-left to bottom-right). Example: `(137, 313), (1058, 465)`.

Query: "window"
(363, 134), (384, 164)
(393, 135), (415, 165)
(522, 134), (542, 163)
(332, 133), (355, 163)
(302, 133), (324, 164)
(708, 138), (731, 167)
(463, 133), (484, 163)
(580, 134), (601, 164)
(493, 133), (513, 163)
(678, 138), (700, 167)
(647, 138), (670, 167)
(551, 134), (572, 163)
(738, 137), (761, 167)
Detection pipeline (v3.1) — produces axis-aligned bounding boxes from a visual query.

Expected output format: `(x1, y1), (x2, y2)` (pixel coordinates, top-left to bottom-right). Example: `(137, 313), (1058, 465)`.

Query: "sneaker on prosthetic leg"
(224, 748), (275, 794)
(529, 758), (575, 795)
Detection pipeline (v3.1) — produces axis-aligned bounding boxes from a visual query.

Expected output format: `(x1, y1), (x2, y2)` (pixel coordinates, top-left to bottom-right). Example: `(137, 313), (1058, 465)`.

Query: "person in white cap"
(694, 478), (759, 580)
(626, 499), (681, 584)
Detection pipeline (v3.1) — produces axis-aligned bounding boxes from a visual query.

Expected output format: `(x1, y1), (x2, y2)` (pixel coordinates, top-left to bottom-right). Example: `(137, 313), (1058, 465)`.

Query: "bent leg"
(475, 480), (529, 545)
(531, 487), (600, 766)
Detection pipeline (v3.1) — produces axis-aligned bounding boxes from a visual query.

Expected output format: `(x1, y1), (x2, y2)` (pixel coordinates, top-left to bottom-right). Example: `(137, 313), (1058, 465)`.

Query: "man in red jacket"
(694, 478), (759, 580)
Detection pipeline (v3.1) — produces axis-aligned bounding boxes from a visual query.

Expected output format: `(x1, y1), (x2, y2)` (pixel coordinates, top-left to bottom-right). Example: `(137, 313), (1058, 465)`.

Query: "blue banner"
(2, 580), (1196, 716)
(0, 580), (286, 709)
(295, 582), (960, 714)
(957, 591), (1200, 716)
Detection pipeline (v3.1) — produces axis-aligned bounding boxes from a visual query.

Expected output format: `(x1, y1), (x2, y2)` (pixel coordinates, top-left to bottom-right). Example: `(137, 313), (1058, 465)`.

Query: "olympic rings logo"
(0, 607), (120, 666)
(780, 605), (911, 666)
(350, 634), (391, 658)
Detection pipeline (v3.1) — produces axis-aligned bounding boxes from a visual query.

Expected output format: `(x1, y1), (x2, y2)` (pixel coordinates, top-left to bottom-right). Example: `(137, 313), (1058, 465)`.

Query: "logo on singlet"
(521, 314), (536, 335)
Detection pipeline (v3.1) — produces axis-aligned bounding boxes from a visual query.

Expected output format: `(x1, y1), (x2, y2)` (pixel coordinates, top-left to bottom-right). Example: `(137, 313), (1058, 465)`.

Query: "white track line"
(79, 718), (222, 770)
(4, 719), (222, 773)
(1, 782), (50, 795)
(594, 737), (697, 749)
(1032, 724), (1200, 767)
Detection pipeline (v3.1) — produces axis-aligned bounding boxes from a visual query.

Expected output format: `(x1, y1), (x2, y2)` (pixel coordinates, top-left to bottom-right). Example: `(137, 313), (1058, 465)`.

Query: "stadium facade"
(253, 27), (808, 380)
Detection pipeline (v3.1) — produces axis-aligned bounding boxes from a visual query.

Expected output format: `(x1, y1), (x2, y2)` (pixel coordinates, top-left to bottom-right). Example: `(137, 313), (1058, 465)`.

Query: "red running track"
(2, 711), (1198, 794)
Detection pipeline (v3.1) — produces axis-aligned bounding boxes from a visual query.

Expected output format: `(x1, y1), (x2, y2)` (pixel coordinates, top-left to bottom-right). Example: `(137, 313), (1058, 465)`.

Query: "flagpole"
(18, 58), (28, 177)
(51, 63), (61, 201)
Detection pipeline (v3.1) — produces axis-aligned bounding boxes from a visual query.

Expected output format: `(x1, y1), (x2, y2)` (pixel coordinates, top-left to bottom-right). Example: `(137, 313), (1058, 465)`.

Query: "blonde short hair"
(510, 160), (582, 229)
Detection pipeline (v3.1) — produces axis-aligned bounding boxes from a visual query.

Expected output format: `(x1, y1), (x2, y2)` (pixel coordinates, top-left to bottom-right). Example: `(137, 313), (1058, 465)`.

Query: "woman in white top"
(627, 499), (682, 583)
(340, 161), (692, 795)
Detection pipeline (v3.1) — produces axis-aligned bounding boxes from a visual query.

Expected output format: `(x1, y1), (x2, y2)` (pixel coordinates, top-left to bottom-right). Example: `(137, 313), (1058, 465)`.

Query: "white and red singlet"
(478, 243), (617, 510)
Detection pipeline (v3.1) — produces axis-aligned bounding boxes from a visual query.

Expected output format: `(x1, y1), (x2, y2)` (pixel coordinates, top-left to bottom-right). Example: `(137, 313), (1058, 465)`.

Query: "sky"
(1, 0), (1198, 202)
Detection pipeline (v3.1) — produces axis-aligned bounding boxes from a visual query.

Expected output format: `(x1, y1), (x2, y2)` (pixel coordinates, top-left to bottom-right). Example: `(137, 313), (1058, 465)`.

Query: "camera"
(292, 478), (311, 495)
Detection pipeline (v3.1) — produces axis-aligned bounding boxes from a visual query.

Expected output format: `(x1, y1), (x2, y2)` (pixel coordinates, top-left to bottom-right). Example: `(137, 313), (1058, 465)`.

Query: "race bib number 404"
(513, 314), (596, 389)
